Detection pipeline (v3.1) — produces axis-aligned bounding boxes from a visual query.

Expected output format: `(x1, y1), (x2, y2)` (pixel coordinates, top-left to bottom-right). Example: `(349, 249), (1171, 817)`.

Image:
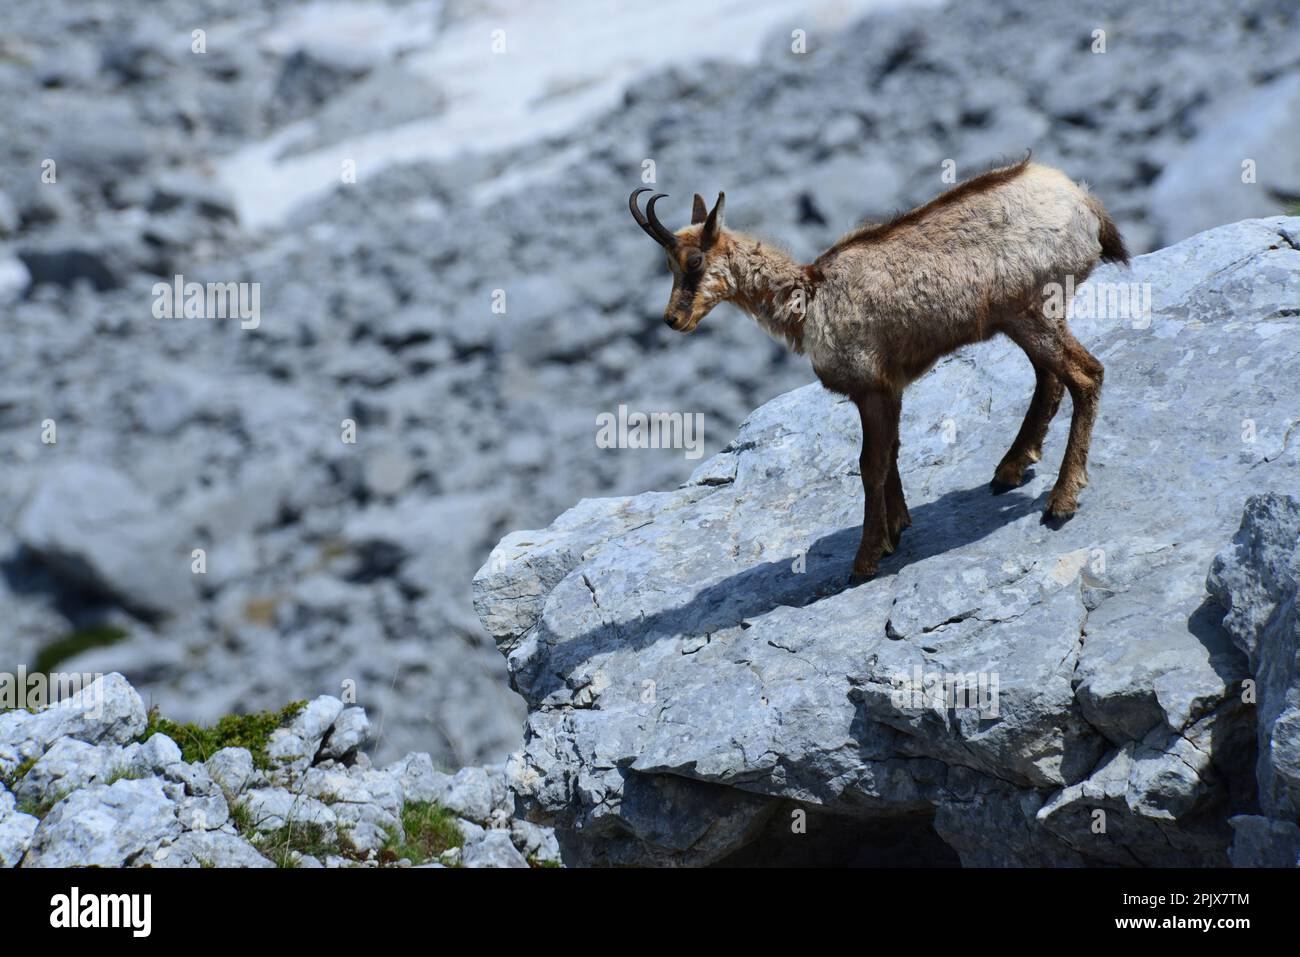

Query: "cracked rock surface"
(474, 218), (1300, 866)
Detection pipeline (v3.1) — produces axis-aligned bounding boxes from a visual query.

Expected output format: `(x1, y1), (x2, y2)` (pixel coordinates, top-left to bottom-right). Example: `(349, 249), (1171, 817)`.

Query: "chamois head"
(629, 187), (728, 333)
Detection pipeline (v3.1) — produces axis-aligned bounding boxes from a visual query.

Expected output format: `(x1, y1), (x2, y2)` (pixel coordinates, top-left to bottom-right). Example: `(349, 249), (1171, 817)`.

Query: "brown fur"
(635, 163), (1127, 581)
(816, 155), (1033, 266)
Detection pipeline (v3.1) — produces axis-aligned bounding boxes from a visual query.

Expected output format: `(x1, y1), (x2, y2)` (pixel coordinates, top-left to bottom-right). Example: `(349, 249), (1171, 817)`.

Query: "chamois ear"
(701, 192), (726, 249)
(691, 194), (709, 224)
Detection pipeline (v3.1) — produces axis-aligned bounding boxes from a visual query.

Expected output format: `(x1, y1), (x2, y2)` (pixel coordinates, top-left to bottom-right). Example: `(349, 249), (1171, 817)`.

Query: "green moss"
(531, 857), (562, 868)
(33, 624), (128, 674)
(139, 700), (306, 769)
(380, 802), (464, 866)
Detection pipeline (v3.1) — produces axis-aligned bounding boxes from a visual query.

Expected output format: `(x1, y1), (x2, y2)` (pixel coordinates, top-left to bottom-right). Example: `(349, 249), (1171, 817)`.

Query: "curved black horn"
(644, 193), (678, 248)
(629, 188), (677, 249)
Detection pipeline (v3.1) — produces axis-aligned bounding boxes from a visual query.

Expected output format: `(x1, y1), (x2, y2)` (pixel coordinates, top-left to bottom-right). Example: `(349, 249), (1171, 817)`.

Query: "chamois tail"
(1086, 194), (1130, 266)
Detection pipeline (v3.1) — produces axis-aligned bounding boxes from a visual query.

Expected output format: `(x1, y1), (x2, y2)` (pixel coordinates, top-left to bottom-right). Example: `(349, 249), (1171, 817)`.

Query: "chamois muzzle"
(629, 187), (677, 249)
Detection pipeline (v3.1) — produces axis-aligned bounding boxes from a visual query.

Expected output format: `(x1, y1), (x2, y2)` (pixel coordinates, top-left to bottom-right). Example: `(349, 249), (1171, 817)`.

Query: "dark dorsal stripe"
(814, 155), (1032, 268)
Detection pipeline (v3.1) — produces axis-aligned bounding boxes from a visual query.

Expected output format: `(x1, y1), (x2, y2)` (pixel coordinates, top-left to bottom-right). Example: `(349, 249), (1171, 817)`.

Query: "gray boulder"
(1208, 492), (1300, 864)
(0, 672), (147, 778)
(134, 732), (181, 773)
(474, 218), (1300, 866)
(151, 829), (273, 868)
(264, 695), (345, 779)
(461, 830), (529, 869)
(12, 738), (135, 806)
(23, 778), (183, 867)
(238, 787), (337, 837)
(319, 706), (370, 760)
(300, 765), (402, 852)
(14, 462), (195, 618)
(205, 747), (255, 799)
(387, 751), (453, 805)
(1228, 815), (1300, 868)
(439, 766), (498, 824)
(0, 790), (38, 867)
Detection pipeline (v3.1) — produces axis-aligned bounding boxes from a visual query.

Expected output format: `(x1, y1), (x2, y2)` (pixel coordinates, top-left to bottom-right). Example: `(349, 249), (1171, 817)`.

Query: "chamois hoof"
(990, 477), (1018, 496)
(991, 465), (1034, 495)
(1043, 487), (1079, 526)
(1040, 507), (1075, 529)
(850, 559), (880, 583)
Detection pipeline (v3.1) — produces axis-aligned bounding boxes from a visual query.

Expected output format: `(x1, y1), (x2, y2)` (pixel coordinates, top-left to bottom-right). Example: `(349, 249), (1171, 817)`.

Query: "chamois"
(629, 156), (1129, 581)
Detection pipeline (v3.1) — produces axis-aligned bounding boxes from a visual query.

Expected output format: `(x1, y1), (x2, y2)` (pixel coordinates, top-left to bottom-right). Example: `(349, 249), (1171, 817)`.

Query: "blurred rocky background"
(1, 0), (1297, 767)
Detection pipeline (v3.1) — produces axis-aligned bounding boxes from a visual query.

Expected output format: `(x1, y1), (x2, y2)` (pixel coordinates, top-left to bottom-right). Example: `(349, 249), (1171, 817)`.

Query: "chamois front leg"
(851, 391), (899, 581)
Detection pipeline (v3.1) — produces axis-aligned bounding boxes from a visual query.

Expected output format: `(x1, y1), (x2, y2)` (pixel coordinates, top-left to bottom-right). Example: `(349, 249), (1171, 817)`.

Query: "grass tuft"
(16, 785), (70, 821)
(379, 802), (464, 866)
(0, 755), (38, 790)
(255, 822), (339, 868)
(103, 765), (147, 786)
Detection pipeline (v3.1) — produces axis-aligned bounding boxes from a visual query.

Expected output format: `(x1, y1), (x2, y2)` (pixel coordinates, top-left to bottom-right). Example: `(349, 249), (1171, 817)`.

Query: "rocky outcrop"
(474, 218), (1300, 866)
(0, 674), (558, 868)
(1208, 494), (1300, 867)
(3, 0), (1298, 773)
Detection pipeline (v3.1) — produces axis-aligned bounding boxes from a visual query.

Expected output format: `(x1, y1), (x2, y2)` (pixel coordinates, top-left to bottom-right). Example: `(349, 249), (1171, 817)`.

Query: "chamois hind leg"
(992, 358), (1065, 492)
(885, 420), (910, 548)
(851, 390), (900, 581)
(1006, 323), (1104, 522)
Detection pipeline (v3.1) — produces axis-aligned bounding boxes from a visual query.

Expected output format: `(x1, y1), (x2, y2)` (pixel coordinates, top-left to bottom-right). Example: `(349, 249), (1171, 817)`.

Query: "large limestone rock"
(1208, 493), (1300, 866)
(474, 218), (1300, 866)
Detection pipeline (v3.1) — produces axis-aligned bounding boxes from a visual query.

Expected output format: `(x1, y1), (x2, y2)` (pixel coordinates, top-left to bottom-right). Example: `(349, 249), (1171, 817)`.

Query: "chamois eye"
(686, 252), (704, 272)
